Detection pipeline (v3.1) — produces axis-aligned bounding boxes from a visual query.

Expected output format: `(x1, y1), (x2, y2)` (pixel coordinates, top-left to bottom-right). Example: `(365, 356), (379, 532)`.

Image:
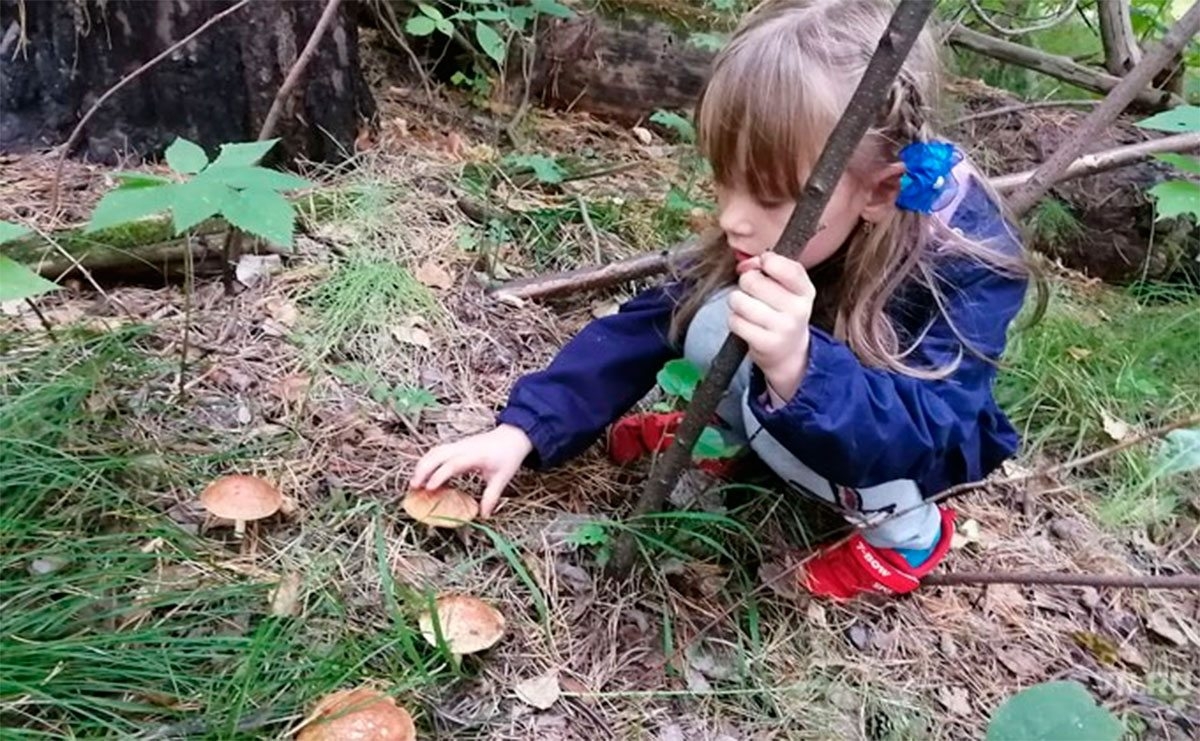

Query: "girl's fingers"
(479, 467), (516, 518)
(728, 290), (778, 330)
(760, 252), (815, 297)
(425, 455), (476, 492)
(738, 268), (795, 312)
(728, 312), (776, 352)
(411, 444), (457, 488)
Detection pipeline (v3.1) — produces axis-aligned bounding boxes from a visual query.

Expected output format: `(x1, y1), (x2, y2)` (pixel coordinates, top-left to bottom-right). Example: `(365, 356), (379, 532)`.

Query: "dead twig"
(923, 571), (1200, 589)
(608, 0), (938, 576)
(968, 0), (1079, 36)
(1007, 1), (1200, 215)
(950, 98), (1099, 126)
(990, 130), (1200, 191)
(49, 0), (254, 217)
(257, 0), (344, 142)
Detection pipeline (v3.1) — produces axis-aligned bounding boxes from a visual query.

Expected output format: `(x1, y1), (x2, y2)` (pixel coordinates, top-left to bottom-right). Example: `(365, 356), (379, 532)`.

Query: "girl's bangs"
(697, 48), (837, 202)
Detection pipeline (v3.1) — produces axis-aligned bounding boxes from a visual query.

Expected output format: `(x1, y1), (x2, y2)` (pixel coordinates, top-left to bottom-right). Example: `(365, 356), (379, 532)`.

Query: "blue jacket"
(497, 176), (1027, 496)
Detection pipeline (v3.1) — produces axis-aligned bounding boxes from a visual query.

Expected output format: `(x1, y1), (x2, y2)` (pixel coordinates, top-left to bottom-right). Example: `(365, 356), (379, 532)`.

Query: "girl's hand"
(728, 251), (816, 405)
(409, 424), (533, 517)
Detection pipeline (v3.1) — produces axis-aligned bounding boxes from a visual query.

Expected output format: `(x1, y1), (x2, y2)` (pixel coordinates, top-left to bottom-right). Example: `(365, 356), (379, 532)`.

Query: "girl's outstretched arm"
(745, 257), (1027, 495)
(496, 284), (682, 469)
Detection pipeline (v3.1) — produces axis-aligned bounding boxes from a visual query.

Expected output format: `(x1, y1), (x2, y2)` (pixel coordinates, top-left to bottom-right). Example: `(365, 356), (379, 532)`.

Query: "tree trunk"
(1098, 0), (1142, 76)
(0, 0), (374, 164)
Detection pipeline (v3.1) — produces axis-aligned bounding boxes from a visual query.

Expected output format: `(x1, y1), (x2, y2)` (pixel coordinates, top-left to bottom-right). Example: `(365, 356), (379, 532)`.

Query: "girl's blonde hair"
(671, 0), (1034, 377)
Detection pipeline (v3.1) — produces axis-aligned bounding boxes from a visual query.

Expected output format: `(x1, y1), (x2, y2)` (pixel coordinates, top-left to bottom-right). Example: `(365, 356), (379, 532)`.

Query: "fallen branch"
(1008, 0), (1200, 215)
(968, 0), (1079, 37)
(490, 132), (1200, 301)
(947, 25), (1180, 112)
(608, 0), (938, 576)
(48, 0), (254, 217)
(950, 98), (1100, 126)
(257, 0), (344, 142)
(923, 570), (1200, 590)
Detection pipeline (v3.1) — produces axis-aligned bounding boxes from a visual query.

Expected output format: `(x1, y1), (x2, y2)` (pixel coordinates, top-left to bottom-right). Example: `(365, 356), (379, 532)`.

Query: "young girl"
(412, 0), (1031, 600)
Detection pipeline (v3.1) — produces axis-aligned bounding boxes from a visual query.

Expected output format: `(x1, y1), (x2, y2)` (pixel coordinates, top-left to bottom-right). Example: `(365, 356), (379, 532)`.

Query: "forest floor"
(2, 82), (1199, 740)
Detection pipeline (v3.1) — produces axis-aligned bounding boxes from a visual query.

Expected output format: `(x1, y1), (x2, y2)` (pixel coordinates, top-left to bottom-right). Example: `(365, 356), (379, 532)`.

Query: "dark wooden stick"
(48, 0), (254, 217)
(257, 0), (344, 142)
(609, 0), (938, 575)
(1007, 0), (1200, 216)
(924, 571), (1200, 589)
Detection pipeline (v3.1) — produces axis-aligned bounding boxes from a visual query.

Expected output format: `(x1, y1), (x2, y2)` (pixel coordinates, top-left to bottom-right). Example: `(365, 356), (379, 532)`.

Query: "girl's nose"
(718, 200), (753, 237)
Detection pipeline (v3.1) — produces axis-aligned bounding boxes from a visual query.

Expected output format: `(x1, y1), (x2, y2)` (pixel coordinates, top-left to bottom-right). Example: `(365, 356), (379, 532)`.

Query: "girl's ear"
(861, 162), (906, 223)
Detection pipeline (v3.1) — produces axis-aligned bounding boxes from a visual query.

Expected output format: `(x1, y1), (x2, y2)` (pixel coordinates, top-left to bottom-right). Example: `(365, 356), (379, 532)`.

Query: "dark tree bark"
(0, 0), (374, 164)
(1098, 0), (1142, 76)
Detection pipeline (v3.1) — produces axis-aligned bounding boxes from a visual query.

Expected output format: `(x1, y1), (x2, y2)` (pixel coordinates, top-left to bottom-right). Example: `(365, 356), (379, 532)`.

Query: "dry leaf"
(1067, 346), (1093, 361)
(392, 324), (432, 349)
(805, 601), (828, 627)
(236, 402), (252, 425)
(443, 131), (467, 159)
(985, 583), (1028, 614)
(262, 297), (299, 327)
(631, 126), (653, 145)
(1101, 410), (1132, 442)
(1145, 610), (1186, 646)
(414, 261), (454, 290)
(938, 686), (972, 717)
(684, 664), (712, 693)
(846, 622), (873, 652)
(996, 646), (1041, 677)
(950, 518), (981, 549)
(514, 672), (561, 710)
(235, 254), (282, 288)
(269, 572), (303, 617)
(1117, 642), (1148, 671)
(687, 642), (740, 682)
(270, 373), (310, 403)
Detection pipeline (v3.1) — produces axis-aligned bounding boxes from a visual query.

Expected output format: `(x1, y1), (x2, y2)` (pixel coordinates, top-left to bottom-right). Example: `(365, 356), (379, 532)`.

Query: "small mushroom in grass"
(295, 687), (415, 740)
(418, 595), (505, 655)
(402, 487), (478, 528)
(200, 475), (282, 537)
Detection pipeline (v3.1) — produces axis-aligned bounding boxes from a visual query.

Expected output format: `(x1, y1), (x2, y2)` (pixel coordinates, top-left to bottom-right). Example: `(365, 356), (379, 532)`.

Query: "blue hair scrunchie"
(896, 140), (963, 214)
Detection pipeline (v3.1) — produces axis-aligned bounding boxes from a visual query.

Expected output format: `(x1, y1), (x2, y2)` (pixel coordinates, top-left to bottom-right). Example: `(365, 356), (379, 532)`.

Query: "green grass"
(997, 280), (1200, 529)
(0, 327), (448, 738)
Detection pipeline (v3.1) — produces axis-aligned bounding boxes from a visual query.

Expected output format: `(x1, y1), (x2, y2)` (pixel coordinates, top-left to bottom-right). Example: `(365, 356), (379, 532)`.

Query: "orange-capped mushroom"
(402, 487), (478, 528)
(200, 475), (282, 537)
(418, 595), (505, 655)
(296, 687), (415, 741)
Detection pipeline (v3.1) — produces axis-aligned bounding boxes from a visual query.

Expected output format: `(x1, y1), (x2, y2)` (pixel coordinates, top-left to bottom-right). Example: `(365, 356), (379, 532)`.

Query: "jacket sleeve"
(745, 258), (1026, 490)
(496, 285), (681, 469)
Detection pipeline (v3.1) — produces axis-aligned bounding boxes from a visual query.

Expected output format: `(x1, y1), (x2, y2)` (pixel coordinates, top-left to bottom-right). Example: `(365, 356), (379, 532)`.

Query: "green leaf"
(475, 21), (506, 64)
(472, 9), (506, 21)
(656, 359), (703, 401)
(1156, 428), (1200, 476)
(1153, 153), (1200, 175)
(449, 11), (475, 20)
(530, 0), (573, 18)
(0, 219), (31, 244)
(687, 32), (727, 52)
(649, 109), (696, 143)
(1135, 105), (1200, 133)
(164, 138), (209, 175)
(566, 521), (609, 548)
(169, 179), (235, 234)
(418, 3), (444, 20)
(693, 426), (739, 460)
(504, 153), (566, 184)
(0, 255), (59, 302)
(112, 172), (175, 189)
(86, 185), (175, 233)
(506, 6), (534, 30)
(199, 165), (311, 192)
(208, 139), (280, 169)
(221, 188), (296, 248)
(405, 15), (437, 35)
(1148, 180), (1200, 221)
(436, 18), (454, 35)
(986, 681), (1122, 741)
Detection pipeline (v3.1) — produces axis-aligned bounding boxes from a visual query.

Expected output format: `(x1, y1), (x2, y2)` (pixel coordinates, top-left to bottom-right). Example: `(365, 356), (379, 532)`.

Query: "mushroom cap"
(418, 595), (505, 655)
(296, 687), (415, 741)
(402, 487), (478, 528)
(200, 475), (282, 522)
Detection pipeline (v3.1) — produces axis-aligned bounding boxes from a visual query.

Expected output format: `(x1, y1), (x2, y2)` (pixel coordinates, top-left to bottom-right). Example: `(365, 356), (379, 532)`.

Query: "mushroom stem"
(234, 519), (246, 538)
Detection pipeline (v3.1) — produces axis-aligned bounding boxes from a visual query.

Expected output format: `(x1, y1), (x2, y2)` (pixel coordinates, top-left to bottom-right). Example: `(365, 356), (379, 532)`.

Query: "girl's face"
(716, 163), (904, 266)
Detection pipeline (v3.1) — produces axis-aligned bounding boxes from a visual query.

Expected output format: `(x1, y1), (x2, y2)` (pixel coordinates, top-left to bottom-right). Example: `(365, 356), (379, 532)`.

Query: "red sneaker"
(798, 507), (956, 600)
(607, 412), (739, 478)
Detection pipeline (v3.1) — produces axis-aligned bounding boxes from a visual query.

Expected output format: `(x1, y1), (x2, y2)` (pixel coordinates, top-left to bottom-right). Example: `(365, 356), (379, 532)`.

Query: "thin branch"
(1008, 0), (1200, 216)
(990, 131), (1200, 192)
(258, 0), (344, 142)
(608, 0), (938, 575)
(923, 571), (1200, 590)
(950, 98), (1099, 126)
(49, 0), (254, 216)
(968, 0), (1079, 37)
